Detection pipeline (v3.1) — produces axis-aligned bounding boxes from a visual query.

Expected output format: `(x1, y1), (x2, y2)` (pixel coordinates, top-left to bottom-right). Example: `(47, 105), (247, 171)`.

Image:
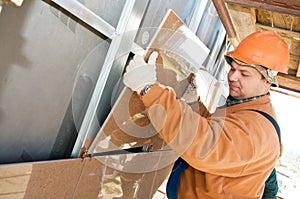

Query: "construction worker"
(123, 31), (289, 198)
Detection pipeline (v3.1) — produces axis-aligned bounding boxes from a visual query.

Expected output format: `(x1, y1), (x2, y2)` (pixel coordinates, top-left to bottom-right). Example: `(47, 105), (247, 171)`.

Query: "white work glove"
(123, 51), (158, 93)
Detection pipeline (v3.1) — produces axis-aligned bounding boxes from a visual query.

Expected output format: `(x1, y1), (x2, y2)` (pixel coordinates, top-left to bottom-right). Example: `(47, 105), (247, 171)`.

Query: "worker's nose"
(228, 70), (239, 81)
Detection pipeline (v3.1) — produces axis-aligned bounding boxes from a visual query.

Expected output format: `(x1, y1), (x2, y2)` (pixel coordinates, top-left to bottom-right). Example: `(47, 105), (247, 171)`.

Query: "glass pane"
(0, 0), (109, 163)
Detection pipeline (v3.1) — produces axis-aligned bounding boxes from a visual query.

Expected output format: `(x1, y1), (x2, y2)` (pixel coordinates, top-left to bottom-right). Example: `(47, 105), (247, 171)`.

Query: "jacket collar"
(226, 93), (270, 107)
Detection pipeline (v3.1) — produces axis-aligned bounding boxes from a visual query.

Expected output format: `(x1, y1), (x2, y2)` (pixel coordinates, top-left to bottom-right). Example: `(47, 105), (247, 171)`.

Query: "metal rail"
(51, 0), (117, 38)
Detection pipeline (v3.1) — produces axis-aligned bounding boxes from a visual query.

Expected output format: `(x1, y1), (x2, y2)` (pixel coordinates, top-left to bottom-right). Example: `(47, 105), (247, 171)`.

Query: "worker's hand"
(123, 51), (158, 93)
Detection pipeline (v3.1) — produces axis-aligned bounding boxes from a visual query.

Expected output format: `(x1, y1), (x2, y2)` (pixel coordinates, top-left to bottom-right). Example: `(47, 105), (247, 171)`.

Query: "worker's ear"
(264, 79), (272, 89)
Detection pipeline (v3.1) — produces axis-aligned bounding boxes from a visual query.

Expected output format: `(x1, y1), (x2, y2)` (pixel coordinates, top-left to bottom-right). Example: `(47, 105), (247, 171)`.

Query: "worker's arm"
(141, 84), (279, 177)
(197, 98), (211, 118)
(123, 52), (278, 177)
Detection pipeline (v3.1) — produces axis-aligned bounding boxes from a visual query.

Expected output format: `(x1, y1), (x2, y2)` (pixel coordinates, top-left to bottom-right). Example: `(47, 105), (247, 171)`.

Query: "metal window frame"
(63, 0), (149, 157)
(188, 0), (210, 33)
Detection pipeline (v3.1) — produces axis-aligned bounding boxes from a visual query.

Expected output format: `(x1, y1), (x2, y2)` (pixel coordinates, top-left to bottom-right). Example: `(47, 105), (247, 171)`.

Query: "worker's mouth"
(229, 84), (240, 92)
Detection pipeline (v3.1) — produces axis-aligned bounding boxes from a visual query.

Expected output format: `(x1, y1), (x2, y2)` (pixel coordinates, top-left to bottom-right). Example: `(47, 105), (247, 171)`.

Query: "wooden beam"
(297, 62), (300, 77)
(255, 23), (300, 39)
(271, 87), (300, 99)
(227, 4), (256, 40)
(226, 0), (300, 16)
(277, 73), (300, 93)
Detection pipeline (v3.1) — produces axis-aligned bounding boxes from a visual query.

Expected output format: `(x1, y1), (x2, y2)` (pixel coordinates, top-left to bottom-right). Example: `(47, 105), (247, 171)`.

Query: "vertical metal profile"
(71, 0), (149, 158)
(206, 25), (227, 74)
(188, 0), (210, 33)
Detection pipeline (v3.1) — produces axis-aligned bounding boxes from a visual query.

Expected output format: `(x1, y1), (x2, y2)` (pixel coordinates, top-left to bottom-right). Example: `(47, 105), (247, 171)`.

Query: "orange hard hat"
(225, 31), (289, 74)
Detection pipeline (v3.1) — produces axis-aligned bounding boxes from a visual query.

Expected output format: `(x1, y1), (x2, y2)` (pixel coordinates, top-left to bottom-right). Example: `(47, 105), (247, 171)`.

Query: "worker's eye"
(241, 72), (251, 77)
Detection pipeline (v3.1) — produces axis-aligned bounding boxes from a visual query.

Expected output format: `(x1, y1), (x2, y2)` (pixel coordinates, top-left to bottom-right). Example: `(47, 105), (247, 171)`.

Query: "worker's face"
(227, 61), (271, 99)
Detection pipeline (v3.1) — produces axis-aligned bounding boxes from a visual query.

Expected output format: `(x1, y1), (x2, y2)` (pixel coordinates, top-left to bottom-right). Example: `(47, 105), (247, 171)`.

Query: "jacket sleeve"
(185, 97), (211, 118)
(142, 84), (280, 177)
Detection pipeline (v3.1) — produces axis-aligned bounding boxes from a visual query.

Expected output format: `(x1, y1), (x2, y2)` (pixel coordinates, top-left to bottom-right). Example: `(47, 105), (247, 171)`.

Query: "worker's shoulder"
(223, 95), (273, 114)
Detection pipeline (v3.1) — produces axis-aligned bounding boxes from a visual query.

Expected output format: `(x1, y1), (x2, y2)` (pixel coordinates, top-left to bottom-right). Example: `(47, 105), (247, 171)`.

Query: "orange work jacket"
(142, 84), (280, 199)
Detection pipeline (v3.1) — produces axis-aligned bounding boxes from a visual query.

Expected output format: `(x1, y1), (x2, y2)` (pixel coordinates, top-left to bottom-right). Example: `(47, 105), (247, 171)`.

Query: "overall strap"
(251, 110), (281, 143)
(251, 109), (281, 199)
(166, 157), (188, 199)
